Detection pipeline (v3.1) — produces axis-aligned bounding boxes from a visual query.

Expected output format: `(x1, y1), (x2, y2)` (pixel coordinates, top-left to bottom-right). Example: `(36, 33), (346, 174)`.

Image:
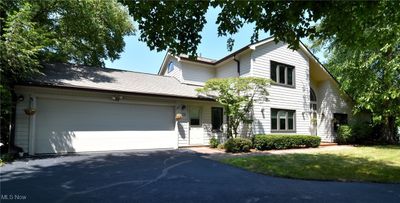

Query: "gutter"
(16, 83), (216, 102)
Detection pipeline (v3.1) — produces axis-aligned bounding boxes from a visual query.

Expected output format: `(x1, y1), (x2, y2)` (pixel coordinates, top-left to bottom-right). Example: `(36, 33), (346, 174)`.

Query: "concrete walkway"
(185, 145), (355, 160)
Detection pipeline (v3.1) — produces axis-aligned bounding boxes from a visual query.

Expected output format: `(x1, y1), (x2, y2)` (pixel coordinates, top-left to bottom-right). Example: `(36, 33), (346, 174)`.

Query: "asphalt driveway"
(1, 150), (399, 203)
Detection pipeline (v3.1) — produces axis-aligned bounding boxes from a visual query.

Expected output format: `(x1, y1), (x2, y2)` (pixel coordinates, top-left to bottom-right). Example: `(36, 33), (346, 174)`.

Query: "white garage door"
(35, 98), (176, 154)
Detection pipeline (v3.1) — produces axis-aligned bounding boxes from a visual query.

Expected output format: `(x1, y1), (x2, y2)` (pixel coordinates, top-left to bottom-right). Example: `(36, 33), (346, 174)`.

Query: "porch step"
(319, 142), (338, 147)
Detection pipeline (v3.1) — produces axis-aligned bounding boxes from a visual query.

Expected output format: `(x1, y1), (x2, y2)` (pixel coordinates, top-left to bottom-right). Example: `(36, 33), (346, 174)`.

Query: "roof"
(19, 63), (209, 100)
(158, 36), (275, 73)
(158, 36), (342, 90)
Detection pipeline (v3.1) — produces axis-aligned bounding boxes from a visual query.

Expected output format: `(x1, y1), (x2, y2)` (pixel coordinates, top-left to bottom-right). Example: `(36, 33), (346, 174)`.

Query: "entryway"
(189, 106), (204, 145)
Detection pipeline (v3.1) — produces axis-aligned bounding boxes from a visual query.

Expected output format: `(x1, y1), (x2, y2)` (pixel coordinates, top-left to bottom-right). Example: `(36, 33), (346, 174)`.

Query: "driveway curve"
(1, 150), (399, 202)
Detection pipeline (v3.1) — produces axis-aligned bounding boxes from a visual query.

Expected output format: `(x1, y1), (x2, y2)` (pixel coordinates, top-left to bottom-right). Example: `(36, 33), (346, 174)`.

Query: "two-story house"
(14, 37), (354, 155)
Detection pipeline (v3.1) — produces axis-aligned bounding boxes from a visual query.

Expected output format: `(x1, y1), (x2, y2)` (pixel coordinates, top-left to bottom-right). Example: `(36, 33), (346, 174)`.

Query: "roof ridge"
(179, 36), (275, 65)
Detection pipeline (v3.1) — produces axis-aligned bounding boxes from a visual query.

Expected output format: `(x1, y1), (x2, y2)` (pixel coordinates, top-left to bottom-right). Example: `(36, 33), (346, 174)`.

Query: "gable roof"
(19, 63), (210, 100)
(158, 36), (339, 86)
(158, 36), (275, 74)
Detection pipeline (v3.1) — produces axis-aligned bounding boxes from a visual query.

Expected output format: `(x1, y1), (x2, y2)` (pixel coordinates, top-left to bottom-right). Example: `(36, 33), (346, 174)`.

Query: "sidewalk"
(185, 145), (355, 160)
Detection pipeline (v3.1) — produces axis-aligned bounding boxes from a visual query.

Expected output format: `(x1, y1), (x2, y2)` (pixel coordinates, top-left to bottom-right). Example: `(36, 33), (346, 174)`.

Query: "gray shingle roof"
(21, 63), (207, 99)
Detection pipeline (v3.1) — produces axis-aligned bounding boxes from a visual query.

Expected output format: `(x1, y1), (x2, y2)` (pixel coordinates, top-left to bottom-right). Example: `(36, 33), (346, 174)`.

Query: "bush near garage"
(253, 134), (321, 150)
(224, 138), (252, 153)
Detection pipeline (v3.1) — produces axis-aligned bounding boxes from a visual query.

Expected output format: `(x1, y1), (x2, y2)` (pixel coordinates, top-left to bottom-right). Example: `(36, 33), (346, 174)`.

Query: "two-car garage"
(33, 97), (177, 154)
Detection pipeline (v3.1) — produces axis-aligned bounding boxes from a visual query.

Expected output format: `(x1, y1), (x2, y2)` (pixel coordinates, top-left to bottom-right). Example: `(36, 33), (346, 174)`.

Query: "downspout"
(9, 87), (22, 154)
(233, 55), (240, 76)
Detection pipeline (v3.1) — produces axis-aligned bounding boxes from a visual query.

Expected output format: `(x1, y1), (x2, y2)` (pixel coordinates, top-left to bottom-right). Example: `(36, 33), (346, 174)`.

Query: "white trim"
(250, 38), (275, 48)
(29, 93), (176, 107)
(28, 96), (36, 155)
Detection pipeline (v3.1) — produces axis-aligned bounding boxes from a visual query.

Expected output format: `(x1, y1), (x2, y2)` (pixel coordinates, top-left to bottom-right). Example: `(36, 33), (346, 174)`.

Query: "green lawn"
(222, 146), (400, 183)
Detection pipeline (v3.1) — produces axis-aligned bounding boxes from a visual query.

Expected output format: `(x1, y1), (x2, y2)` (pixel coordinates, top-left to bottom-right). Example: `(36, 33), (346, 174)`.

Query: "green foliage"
(209, 137), (219, 148)
(217, 143), (225, 150)
(197, 77), (270, 138)
(316, 1), (400, 144)
(0, 0), (134, 83)
(253, 134), (321, 150)
(224, 138), (252, 153)
(121, 1), (399, 55)
(120, 0), (208, 57)
(0, 153), (15, 163)
(351, 121), (374, 144)
(336, 125), (353, 145)
(336, 122), (375, 145)
(223, 146), (400, 183)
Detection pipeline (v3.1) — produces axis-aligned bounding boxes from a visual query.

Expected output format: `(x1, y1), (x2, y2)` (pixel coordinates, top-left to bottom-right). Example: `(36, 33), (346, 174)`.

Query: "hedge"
(224, 138), (252, 153)
(253, 134), (321, 150)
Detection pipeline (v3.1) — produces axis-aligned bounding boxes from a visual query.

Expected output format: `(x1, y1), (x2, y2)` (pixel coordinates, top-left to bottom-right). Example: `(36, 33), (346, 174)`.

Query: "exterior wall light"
(175, 113), (183, 121)
(24, 108), (36, 116)
(111, 95), (124, 101)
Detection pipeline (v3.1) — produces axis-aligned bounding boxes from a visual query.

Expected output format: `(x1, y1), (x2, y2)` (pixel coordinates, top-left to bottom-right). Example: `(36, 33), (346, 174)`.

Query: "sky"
(105, 8), (324, 74)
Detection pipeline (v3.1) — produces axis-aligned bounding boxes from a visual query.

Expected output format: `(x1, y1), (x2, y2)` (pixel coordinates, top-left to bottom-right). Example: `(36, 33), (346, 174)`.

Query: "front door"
(189, 106), (204, 145)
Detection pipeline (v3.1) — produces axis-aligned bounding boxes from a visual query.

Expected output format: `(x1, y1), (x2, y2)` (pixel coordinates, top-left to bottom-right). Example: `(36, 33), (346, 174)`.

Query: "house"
(14, 37), (354, 155)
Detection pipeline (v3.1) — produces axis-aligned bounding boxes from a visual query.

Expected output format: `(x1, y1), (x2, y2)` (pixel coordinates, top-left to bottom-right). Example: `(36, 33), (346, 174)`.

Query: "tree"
(311, 0), (400, 144)
(1, 0), (134, 81)
(197, 77), (270, 138)
(121, 1), (399, 55)
(0, 0), (134, 151)
(122, 0), (400, 143)
(322, 36), (400, 144)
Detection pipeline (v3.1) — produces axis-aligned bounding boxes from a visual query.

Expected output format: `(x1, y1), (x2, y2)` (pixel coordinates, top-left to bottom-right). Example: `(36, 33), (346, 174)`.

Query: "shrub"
(0, 153), (15, 163)
(253, 134), (321, 150)
(224, 138), (252, 153)
(351, 121), (374, 144)
(209, 137), (219, 148)
(336, 122), (375, 144)
(217, 143), (225, 150)
(336, 125), (352, 144)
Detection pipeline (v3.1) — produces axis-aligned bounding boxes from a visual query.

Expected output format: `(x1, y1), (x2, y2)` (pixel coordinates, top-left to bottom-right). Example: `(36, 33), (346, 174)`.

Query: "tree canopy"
(120, 1), (399, 56)
(0, 0), (134, 83)
(197, 77), (270, 138)
(320, 3), (400, 143)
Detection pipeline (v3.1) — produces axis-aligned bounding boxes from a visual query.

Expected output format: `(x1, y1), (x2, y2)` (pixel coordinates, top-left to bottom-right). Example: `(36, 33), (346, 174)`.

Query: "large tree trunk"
(381, 116), (398, 144)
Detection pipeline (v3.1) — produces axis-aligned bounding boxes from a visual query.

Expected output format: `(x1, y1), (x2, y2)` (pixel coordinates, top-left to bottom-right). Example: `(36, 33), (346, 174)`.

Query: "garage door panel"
(35, 98), (176, 154)
(37, 99), (174, 131)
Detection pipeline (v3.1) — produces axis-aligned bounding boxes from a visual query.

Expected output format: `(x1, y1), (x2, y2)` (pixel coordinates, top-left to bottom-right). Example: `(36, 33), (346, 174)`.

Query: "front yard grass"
(222, 145), (400, 183)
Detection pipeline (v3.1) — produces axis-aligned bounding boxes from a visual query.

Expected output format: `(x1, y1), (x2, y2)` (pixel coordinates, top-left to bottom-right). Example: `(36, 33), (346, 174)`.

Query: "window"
(167, 61), (174, 73)
(271, 109), (295, 131)
(211, 107), (223, 131)
(271, 108), (296, 131)
(271, 61), (295, 86)
(189, 107), (201, 126)
(333, 113), (348, 132)
(310, 88), (317, 111)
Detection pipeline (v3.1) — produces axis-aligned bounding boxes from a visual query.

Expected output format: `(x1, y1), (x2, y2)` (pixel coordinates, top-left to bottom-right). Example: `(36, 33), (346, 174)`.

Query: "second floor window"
(167, 61), (174, 73)
(310, 87), (317, 111)
(271, 61), (294, 86)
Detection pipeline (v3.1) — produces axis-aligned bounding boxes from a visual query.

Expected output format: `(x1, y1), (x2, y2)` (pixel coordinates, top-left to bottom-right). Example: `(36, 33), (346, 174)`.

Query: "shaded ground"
(1, 150), (400, 202)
